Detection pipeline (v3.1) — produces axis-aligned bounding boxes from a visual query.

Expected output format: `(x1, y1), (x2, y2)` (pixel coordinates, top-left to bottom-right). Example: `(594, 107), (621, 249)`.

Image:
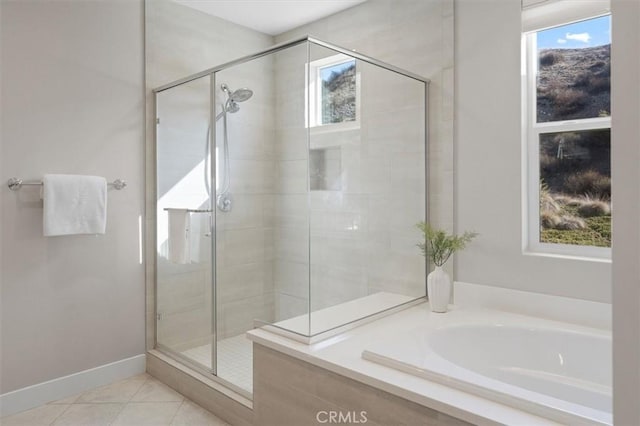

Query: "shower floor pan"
(181, 334), (253, 394)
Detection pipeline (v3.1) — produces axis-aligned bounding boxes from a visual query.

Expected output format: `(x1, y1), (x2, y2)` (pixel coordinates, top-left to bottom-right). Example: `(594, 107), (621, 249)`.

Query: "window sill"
(522, 249), (612, 264)
(309, 121), (360, 135)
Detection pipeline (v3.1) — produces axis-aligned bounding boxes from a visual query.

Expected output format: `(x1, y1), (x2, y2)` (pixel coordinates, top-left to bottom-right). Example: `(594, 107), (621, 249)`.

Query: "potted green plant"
(416, 222), (477, 313)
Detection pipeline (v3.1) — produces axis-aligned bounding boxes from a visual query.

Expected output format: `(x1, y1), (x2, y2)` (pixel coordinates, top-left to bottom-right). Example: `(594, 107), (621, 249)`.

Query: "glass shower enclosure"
(153, 36), (428, 397)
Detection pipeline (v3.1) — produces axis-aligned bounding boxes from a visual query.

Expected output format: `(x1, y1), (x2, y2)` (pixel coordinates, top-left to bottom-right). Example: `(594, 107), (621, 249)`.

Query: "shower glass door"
(212, 42), (310, 396)
(155, 75), (216, 375)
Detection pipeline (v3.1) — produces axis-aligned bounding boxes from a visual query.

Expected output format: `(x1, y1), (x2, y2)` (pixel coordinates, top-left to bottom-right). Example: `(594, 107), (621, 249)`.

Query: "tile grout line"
(48, 376), (144, 425)
(107, 402), (127, 426)
(6, 374), (213, 426)
(128, 374), (152, 402)
(167, 400), (186, 426)
(108, 373), (151, 425)
(47, 403), (73, 426)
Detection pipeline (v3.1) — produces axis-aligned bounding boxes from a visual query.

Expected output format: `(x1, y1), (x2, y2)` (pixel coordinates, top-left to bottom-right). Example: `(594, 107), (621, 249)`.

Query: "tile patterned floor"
(181, 334), (253, 394)
(1, 374), (229, 426)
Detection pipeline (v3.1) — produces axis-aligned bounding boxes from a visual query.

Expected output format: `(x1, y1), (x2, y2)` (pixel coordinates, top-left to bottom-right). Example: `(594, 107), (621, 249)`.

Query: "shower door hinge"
(156, 117), (160, 124)
(156, 313), (163, 321)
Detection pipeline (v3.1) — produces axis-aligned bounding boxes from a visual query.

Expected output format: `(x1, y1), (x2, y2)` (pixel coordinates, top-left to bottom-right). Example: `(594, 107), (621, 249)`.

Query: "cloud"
(557, 38), (567, 44)
(565, 32), (591, 43)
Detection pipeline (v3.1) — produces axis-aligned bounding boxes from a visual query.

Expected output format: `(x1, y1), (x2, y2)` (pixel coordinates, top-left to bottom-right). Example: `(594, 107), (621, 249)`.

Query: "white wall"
(611, 0), (640, 423)
(454, 0), (611, 302)
(0, 0), (145, 393)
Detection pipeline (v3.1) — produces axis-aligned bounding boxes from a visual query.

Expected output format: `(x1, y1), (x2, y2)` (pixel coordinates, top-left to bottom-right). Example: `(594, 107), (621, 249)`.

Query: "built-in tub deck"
(363, 308), (611, 425)
(248, 284), (612, 425)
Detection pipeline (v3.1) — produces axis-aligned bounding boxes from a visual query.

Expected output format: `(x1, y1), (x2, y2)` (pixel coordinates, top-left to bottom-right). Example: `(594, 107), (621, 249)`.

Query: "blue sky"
(537, 15), (611, 49)
(320, 60), (355, 82)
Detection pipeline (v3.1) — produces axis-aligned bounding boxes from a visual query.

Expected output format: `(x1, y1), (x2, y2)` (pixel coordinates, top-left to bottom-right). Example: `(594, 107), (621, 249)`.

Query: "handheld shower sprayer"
(205, 83), (254, 213)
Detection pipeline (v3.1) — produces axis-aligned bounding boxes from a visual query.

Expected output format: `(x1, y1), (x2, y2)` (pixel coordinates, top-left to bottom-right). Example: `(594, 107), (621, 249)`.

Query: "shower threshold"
(181, 334), (253, 394)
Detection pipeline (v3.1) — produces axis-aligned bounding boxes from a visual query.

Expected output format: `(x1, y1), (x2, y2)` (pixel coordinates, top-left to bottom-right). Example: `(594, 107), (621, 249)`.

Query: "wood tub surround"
(252, 344), (472, 426)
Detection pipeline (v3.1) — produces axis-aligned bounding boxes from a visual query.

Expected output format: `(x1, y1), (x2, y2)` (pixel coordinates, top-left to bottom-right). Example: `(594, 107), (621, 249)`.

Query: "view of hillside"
(537, 44), (610, 122)
(322, 62), (356, 124)
(537, 44), (611, 247)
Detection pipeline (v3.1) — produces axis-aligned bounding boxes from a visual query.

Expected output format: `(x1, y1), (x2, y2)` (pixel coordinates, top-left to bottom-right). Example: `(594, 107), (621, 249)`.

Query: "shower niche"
(154, 36), (428, 397)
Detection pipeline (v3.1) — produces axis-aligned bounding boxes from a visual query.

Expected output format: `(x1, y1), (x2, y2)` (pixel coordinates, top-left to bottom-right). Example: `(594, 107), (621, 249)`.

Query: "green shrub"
(540, 190), (561, 214)
(577, 199), (611, 217)
(572, 72), (609, 92)
(416, 222), (477, 267)
(541, 228), (609, 247)
(541, 211), (561, 229)
(540, 213), (610, 247)
(553, 88), (588, 115)
(555, 215), (586, 230)
(540, 152), (560, 175)
(587, 76), (610, 94)
(564, 169), (611, 198)
(573, 73), (592, 88)
(565, 197), (584, 207)
(540, 180), (561, 211)
(588, 216), (611, 241)
(552, 194), (576, 206)
(540, 51), (563, 66)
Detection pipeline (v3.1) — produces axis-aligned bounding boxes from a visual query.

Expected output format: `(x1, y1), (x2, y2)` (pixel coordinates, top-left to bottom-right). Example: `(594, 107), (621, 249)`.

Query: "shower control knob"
(216, 193), (232, 212)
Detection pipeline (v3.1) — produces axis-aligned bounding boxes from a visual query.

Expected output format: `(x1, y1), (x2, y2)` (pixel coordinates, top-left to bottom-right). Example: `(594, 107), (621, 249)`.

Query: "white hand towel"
(43, 174), (107, 237)
(167, 208), (190, 264)
(189, 212), (202, 263)
(188, 212), (212, 264)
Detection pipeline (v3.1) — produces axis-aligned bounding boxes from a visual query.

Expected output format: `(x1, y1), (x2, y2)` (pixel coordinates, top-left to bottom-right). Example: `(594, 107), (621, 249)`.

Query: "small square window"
(319, 60), (356, 125)
(308, 54), (360, 131)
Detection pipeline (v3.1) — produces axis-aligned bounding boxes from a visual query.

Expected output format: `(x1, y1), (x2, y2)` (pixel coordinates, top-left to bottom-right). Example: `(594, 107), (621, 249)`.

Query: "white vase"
(427, 266), (451, 313)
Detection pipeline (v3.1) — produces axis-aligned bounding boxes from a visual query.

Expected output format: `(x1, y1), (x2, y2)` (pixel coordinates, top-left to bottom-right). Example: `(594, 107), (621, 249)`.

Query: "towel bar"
(7, 177), (127, 191)
(163, 208), (212, 213)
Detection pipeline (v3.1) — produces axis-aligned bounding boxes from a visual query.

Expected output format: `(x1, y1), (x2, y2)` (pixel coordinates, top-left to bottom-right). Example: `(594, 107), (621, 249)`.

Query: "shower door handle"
(205, 212), (213, 237)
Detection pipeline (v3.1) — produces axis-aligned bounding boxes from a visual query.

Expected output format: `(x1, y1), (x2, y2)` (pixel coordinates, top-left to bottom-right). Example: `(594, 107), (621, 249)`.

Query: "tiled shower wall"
(214, 55), (277, 340)
(271, 44), (311, 321)
(146, 0), (275, 349)
(272, 0), (455, 316)
(270, 45), (428, 319)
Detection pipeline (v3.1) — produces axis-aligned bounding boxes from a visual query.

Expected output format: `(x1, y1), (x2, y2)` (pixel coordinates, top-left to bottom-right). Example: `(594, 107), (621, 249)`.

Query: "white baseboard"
(0, 354), (146, 417)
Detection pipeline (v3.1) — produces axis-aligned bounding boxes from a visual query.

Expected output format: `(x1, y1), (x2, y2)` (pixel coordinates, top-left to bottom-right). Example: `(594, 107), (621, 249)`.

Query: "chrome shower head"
(226, 101), (240, 113)
(230, 88), (253, 102)
(221, 83), (252, 114)
(221, 83), (253, 103)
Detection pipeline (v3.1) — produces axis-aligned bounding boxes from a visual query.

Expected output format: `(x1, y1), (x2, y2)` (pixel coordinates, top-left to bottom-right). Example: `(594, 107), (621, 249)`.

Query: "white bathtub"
(362, 308), (612, 425)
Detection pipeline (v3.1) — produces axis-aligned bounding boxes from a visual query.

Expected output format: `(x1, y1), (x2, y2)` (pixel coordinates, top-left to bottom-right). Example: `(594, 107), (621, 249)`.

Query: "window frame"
(523, 15), (612, 260)
(307, 53), (361, 134)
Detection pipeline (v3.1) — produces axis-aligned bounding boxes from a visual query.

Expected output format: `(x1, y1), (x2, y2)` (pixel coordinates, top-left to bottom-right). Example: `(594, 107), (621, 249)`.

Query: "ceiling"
(174, 0), (368, 36)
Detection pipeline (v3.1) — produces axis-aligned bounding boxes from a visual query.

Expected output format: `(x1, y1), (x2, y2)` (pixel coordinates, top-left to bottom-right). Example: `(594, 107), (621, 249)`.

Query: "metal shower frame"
(152, 35), (430, 399)
(154, 35), (429, 93)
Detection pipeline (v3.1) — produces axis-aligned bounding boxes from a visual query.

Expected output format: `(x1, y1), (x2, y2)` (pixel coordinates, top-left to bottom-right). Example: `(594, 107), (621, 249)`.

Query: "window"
(308, 54), (360, 131)
(524, 14), (611, 258)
